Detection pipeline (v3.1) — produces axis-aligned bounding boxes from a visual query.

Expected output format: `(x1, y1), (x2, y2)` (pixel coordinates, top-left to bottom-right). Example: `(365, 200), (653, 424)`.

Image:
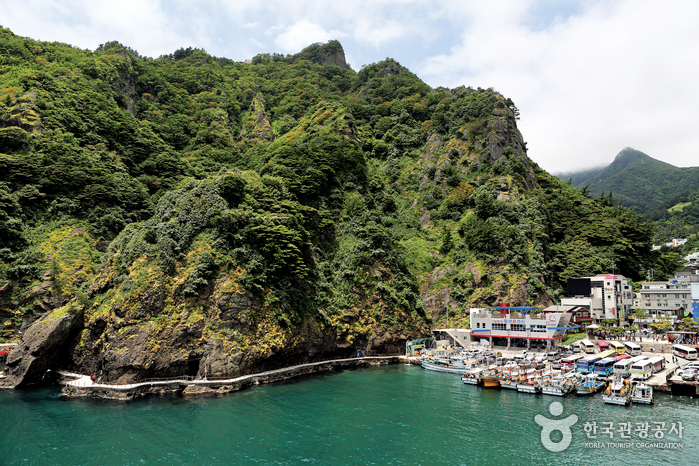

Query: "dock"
(428, 343), (698, 396)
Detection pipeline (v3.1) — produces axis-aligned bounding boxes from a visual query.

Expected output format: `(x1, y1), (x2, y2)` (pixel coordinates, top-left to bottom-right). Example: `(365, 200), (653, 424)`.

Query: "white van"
(647, 356), (666, 374)
(630, 360), (653, 380)
(624, 342), (642, 356)
(580, 339), (595, 354)
(672, 345), (698, 361)
(613, 359), (634, 377)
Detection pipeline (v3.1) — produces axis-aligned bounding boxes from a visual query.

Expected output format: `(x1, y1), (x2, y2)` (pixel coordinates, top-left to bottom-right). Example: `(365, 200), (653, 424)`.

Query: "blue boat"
(575, 373), (607, 395)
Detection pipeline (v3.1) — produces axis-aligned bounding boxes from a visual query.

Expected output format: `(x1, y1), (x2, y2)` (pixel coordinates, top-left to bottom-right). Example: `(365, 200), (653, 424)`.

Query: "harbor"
(2, 363), (695, 464)
(412, 341), (699, 404)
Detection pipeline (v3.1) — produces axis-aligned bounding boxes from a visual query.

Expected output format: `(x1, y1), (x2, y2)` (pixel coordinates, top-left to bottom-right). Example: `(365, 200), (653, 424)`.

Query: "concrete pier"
(59, 356), (404, 400)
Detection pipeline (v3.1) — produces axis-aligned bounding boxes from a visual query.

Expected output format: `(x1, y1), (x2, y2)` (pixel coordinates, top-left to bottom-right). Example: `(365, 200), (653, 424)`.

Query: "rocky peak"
(295, 40), (349, 69)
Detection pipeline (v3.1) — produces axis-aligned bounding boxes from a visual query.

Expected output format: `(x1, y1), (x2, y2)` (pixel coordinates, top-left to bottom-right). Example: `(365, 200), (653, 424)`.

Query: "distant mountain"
(558, 148), (699, 216)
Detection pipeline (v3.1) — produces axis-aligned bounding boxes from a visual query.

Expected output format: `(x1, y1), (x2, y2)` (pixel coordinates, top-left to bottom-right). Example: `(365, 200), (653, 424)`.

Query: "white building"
(469, 306), (575, 349)
(561, 274), (633, 323)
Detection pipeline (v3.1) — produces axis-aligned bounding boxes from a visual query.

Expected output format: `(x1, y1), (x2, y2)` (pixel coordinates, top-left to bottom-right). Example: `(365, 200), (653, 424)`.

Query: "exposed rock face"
(296, 40), (349, 69)
(1, 306), (84, 387)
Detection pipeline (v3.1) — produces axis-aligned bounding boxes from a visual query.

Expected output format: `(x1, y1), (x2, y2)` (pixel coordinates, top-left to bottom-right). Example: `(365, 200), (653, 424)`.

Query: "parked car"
(681, 369), (697, 381)
(551, 360), (561, 370)
(677, 363), (699, 377)
(546, 350), (561, 361)
(561, 350), (573, 358)
(514, 350), (528, 361)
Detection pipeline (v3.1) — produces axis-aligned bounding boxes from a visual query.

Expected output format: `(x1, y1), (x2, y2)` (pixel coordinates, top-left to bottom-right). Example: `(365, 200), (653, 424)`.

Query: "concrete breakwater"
(60, 356), (405, 400)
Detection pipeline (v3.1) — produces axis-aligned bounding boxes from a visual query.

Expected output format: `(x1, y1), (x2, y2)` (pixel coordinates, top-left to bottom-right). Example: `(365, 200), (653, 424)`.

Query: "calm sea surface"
(0, 364), (696, 465)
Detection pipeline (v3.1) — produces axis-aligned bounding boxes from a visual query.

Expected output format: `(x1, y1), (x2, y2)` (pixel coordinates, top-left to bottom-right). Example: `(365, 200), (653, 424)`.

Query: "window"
(492, 323), (506, 331)
(511, 324), (525, 332)
(531, 325), (547, 333)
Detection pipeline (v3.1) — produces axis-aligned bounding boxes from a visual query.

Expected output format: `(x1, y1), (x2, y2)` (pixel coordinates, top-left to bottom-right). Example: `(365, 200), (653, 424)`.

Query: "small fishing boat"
(541, 372), (580, 396)
(517, 374), (542, 394)
(576, 373), (607, 396)
(603, 375), (631, 406)
(631, 382), (653, 405)
(499, 374), (519, 390)
(420, 358), (476, 375)
(461, 368), (483, 385)
(481, 367), (501, 388)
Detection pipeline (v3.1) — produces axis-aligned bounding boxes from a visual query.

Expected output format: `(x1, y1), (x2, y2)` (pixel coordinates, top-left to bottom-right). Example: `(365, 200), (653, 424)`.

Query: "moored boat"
(461, 368), (483, 385)
(631, 382), (653, 405)
(541, 372), (580, 396)
(481, 368), (501, 388)
(499, 375), (518, 390)
(420, 359), (475, 375)
(517, 375), (542, 394)
(576, 373), (607, 396)
(603, 375), (631, 406)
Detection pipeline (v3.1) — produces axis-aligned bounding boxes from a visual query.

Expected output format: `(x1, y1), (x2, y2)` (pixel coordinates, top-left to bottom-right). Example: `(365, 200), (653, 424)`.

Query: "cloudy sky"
(2, 0), (698, 174)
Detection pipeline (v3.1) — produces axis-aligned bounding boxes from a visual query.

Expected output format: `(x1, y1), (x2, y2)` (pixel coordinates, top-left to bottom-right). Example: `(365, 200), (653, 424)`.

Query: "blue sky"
(1, 0), (698, 174)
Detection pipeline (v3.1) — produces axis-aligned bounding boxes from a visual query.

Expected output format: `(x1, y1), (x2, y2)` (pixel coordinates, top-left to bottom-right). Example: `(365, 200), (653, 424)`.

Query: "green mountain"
(559, 147), (699, 215)
(558, 148), (699, 245)
(0, 28), (678, 388)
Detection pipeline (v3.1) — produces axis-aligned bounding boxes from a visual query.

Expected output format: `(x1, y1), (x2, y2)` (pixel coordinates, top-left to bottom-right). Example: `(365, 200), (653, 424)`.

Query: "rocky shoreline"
(59, 356), (405, 401)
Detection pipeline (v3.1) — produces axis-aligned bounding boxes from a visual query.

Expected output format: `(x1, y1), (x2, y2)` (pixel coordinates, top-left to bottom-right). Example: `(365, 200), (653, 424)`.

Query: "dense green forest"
(558, 147), (699, 249)
(0, 28), (681, 381)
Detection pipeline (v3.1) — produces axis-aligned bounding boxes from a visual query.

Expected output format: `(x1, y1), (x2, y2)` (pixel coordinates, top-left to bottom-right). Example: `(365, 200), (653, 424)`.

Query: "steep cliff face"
(1, 31), (662, 388)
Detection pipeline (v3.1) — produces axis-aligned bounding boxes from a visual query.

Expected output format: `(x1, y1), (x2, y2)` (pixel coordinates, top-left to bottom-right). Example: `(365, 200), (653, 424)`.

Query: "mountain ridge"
(0, 29), (677, 389)
(558, 147), (699, 215)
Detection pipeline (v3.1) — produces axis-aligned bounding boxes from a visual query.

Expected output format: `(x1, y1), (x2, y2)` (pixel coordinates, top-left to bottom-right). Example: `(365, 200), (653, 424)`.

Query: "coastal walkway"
(58, 356), (404, 394)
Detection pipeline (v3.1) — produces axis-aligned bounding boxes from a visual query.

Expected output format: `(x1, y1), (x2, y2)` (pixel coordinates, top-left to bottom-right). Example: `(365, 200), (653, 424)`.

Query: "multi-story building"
(560, 274), (633, 323)
(542, 305), (593, 330)
(469, 306), (574, 349)
(637, 279), (690, 321)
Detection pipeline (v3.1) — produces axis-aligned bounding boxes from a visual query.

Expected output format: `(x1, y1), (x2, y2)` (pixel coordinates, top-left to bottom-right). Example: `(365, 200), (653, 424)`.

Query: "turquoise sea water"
(0, 364), (696, 465)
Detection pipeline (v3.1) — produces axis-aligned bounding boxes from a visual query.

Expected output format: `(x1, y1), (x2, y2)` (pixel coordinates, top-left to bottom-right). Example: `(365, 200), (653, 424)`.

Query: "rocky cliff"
(0, 30), (663, 389)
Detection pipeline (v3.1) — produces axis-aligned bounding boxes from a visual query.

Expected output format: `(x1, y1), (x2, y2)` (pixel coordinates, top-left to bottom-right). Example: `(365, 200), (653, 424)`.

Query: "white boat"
(517, 376), (542, 394)
(420, 359), (474, 375)
(461, 368), (484, 385)
(499, 374), (519, 390)
(541, 373), (580, 396)
(603, 375), (631, 406)
(631, 382), (653, 405)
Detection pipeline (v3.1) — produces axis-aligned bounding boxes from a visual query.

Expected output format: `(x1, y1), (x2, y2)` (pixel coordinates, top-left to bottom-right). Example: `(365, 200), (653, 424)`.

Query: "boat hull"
(482, 377), (501, 388)
(576, 383), (605, 396)
(500, 382), (518, 390)
(461, 376), (481, 385)
(602, 395), (630, 406)
(420, 360), (472, 375)
(541, 387), (572, 397)
(517, 384), (541, 394)
(631, 396), (653, 405)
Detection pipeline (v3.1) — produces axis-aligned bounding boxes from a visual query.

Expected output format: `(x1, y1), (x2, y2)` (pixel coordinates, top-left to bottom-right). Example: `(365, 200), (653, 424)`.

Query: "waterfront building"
(560, 274), (633, 323)
(542, 305), (593, 330)
(469, 306), (578, 349)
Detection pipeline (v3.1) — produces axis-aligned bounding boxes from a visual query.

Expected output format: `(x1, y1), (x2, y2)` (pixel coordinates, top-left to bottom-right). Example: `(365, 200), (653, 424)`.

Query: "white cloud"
(2, 0), (698, 173)
(274, 20), (339, 53)
(417, 0), (699, 173)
